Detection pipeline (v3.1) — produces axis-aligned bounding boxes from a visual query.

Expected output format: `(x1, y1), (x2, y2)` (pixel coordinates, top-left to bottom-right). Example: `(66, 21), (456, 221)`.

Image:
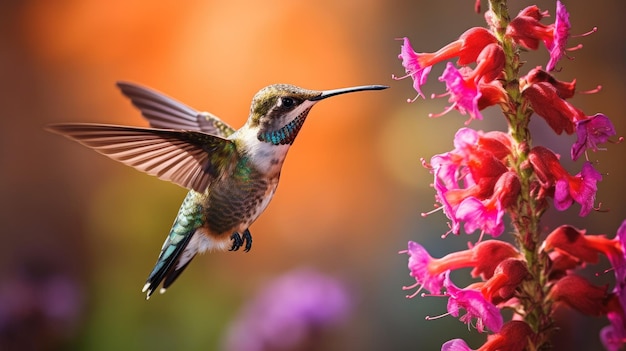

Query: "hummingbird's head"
(247, 83), (387, 146)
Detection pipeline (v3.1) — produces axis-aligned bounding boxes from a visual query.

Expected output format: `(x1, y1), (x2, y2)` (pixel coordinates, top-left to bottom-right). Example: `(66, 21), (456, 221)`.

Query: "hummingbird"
(48, 81), (387, 299)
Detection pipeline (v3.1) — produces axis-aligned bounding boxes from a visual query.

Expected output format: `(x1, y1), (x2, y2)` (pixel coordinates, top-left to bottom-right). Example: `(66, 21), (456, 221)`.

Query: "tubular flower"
(434, 63), (483, 123)
(549, 274), (612, 316)
(455, 172), (520, 237)
(444, 272), (503, 333)
(401, 241), (446, 294)
(542, 225), (622, 266)
(521, 66), (576, 99)
(480, 259), (528, 304)
(401, 240), (522, 304)
(432, 44), (505, 123)
(520, 68), (613, 161)
(401, 240), (520, 296)
(522, 82), (585, 135)
(430, 128), (515, 236)
(529, 146), (602, 216)
(396, 37), (432, 100)
(395, 27), (497, 99)
(506, 1), (571, 71)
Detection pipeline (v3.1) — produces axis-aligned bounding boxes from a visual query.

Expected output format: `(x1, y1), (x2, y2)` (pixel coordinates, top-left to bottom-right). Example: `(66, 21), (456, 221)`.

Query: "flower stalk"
(394, 1), (621, 350)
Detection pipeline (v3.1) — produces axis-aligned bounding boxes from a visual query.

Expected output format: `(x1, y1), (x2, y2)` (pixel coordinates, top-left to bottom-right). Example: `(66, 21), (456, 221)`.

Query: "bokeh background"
(1, 0), (624, 350)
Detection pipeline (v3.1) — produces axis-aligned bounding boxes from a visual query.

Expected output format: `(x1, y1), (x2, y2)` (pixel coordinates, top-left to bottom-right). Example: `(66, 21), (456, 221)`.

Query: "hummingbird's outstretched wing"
(47, 123), (237, 193)
(116, 82), (236, 138)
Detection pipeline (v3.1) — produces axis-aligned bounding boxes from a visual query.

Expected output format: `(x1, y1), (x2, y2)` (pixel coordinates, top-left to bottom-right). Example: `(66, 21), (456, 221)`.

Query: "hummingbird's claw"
(229, 229), (253, 252)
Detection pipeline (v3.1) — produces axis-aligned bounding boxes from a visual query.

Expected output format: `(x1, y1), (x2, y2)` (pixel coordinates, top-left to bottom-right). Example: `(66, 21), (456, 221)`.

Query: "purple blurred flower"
(222, 268), (350, 351)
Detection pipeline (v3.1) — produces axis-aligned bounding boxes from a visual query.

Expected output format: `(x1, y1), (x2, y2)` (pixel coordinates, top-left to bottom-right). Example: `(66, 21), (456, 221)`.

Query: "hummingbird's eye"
(280, 97), (295, 108)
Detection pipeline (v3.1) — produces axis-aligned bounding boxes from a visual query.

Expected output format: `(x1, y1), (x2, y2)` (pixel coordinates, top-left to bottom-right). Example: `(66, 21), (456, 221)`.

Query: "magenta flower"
(444, 272), (503, 333)
(401, 240), (520, 302)
(395, 28), (497, 101)
(601, 312), (626, 351)
(529, 147), (602, 216)
(434, 62), (483, 123)
(571, 113), (617, 161)
(545, 1), (571, 71)
(554, 161), (602, 216)
(401, 241), (446, 294)
(395, 37), (432, 100)
(455, 196), (505, 237)
(441, 339), (474, 351)
(429, 128), (513, 236)
(506, 1), (572, 71)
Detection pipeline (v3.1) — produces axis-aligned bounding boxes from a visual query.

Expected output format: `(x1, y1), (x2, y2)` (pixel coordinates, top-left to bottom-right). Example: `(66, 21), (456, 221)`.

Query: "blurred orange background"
(1, 0), (624, 350)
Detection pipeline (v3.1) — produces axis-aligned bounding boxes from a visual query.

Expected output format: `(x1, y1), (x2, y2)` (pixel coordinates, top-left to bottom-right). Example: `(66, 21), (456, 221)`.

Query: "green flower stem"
(489, 0), (552, 349)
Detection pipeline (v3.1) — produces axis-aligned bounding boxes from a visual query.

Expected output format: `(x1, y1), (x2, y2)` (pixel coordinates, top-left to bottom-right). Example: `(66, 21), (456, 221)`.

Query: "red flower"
(529, 146), (602, 216)
(522, 82), (585, 135)
(401, 240), (520, 298)
(395, 27), (497, 100)
(506, 1), (571, 71)
(549, 274), (612, 316)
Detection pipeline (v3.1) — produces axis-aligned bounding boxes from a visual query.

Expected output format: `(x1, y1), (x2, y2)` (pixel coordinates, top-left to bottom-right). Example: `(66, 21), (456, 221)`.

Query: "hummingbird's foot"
(229, 229), (252, 252)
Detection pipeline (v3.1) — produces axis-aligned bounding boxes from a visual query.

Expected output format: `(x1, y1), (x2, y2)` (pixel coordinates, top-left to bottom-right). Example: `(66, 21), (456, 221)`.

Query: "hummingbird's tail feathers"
(46, 123), (237, 193)
(117, 82), (236, 137)
(143, 230), (196, 299)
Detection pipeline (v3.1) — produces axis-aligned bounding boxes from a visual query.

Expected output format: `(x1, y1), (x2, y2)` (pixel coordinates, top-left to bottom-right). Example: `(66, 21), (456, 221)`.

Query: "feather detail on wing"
(116, 82), (236, 137)
(47, 123), (236, 192)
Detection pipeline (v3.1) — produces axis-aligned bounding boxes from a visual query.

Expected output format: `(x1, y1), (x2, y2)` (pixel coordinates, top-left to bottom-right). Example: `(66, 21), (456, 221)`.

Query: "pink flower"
(506, 1), (571, 71)
(395, 27), (497, 100)
(546, 1), (571, 71)
(455, 196), (504, 237)
(401, 241), (446, 294)
(601, 312), (626, 351)
(396, 37), (432, 99)
(430, 128), (514, 235)
(441, 339), (474, 351)
(554, 161), (602, 216)
(434, 63), (483, 123)
(529, 147), (602, 216)
(401, 240), (520, 298)
(444, 272), (503, 333)
(571, 113), (617, 161)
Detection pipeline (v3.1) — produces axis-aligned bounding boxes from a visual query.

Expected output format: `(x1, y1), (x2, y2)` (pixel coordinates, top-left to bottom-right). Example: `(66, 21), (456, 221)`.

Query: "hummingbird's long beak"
(309, 85), (389, 101)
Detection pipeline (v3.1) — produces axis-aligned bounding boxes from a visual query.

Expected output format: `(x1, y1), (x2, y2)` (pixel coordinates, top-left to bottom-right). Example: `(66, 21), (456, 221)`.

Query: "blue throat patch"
(258, 109), (309, 145)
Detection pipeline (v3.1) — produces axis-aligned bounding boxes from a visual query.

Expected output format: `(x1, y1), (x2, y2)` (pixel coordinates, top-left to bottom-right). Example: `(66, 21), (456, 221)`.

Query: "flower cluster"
(395, 1), (622, 350)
